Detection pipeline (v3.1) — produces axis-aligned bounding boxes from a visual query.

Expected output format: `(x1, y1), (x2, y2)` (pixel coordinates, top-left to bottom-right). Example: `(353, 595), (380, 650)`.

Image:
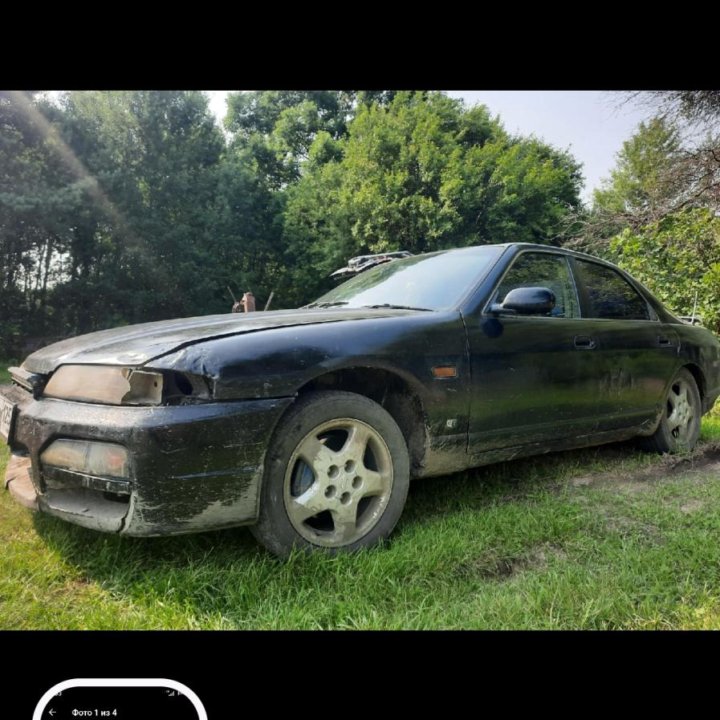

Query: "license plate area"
(0, 395), (17, 443)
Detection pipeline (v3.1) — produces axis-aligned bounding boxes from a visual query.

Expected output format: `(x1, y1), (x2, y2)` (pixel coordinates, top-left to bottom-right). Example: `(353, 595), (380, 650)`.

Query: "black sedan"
(2, 243), (719, 557)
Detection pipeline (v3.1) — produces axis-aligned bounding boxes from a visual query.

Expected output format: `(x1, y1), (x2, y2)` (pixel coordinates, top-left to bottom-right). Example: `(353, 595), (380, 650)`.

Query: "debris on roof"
(330, 251), (413, 279)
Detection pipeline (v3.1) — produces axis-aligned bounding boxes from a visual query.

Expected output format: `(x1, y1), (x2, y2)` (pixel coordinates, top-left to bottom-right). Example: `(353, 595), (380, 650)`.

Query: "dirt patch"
(602, 514), (664, 543)
(69, 576), (93, 590)
(463, 556), (517, 581)
(566, 442), (720, 494)
(565, 444), (720, 543)
(680, 499), (705, 514)
(456, 543), (567, 582)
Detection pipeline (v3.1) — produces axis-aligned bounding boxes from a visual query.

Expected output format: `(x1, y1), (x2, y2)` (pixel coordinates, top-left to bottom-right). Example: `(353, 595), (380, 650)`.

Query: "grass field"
(2, 360), (720, 629)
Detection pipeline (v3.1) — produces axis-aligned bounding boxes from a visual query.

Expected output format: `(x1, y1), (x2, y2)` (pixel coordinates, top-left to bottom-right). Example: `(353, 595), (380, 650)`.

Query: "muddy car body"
(2, 243), (719, 556)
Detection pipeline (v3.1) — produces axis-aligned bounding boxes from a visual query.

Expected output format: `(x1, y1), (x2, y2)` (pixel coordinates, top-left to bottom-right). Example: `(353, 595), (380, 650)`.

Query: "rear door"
(569, 258), (679, 431)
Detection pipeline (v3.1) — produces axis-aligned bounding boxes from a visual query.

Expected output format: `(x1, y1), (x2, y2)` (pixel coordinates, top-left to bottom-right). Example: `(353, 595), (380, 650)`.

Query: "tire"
(642, 367), (702, 453)
(250, 390), (410, 557)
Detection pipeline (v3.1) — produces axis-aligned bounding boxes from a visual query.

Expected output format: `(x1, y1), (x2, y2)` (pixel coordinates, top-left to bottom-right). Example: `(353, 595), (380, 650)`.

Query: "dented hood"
(23, 307), (415, 374)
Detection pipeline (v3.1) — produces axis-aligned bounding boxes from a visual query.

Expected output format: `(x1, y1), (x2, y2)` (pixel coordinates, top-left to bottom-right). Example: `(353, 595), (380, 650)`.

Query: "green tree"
(281, 91), (583, 304)
(43, 91), (227, 329)
(593, 117), (682, 221)
(206, 146), (285, 307)
(612, 208), (720, 332)
(0, 91), (85, 353)
(225, 91), (357, 187)
(577, 105), (720, 333)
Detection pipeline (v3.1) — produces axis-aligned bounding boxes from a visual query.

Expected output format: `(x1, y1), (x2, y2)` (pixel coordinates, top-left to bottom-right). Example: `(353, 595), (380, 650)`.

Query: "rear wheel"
(251, 391), (410, 557)
(642, 368), (701, 453)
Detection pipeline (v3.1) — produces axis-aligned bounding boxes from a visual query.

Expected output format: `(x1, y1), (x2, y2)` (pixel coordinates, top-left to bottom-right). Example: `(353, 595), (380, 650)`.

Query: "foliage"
(0, 91), (79, 352)
(281, 92), (583, 304)
(611, 208), (720, 332)
(225, 91), (357, 187)
(593, 117), (682, 221)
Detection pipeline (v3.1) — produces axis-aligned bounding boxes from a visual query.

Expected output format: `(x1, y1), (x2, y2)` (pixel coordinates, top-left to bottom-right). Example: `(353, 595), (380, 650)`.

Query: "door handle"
(574, 335), (596, 350)
(657, 336), (675, 347)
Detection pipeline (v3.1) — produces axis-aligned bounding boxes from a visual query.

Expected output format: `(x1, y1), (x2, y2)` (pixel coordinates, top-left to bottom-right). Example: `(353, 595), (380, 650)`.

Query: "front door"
(466, 251), (603, 453)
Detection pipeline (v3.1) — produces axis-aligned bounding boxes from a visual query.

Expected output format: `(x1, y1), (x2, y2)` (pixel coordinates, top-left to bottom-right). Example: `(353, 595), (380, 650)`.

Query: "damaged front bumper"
(0, 383), (293, 536)
(4, 453), (37, 510)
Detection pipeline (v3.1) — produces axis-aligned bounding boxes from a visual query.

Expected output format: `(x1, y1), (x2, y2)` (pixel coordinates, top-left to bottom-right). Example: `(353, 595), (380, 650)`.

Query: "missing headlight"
(162, 371), (212, 404)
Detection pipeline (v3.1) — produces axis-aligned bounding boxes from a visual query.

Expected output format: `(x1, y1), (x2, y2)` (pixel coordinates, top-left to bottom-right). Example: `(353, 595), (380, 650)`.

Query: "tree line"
(0, 90), (582, 356)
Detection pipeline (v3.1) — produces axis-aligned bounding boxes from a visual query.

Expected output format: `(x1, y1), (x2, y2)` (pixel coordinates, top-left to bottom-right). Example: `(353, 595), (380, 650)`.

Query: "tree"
(593, 117), (682, 222)
(49, 91), (227, 328)
(280, 91), (583, 304)
(205, 146), (285, 307)
(622, 92), (720, 214)
(0, 91), (85, 353)
(225, 91), (357, 187)
(611, 208), (720, 332)
(0, 91), (246, 351)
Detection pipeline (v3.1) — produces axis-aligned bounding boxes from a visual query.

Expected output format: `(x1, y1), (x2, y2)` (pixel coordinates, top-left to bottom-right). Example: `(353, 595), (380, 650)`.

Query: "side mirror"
(490, 287), (556, 316)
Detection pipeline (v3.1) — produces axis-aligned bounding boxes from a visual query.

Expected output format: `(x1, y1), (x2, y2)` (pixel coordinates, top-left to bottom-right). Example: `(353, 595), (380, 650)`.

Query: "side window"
(574, 260), (650, 320)
(492, 253), (579, 318)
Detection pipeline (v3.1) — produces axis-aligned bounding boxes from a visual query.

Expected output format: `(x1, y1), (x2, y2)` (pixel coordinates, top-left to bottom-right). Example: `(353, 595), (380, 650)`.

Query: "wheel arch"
(682, 362), (706, 402)
(293, 366), (429, 478)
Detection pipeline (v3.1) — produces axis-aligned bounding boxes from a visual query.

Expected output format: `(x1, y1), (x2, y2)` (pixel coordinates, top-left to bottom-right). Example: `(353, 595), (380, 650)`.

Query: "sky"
(206, 90), (655, 203)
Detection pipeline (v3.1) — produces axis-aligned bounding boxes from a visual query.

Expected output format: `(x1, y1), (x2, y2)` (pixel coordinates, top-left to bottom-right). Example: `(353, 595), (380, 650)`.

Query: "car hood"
(23, 308), (417, 374)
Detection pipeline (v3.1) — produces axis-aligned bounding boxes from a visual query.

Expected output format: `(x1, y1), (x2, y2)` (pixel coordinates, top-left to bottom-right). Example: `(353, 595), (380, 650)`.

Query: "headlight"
(44, 365), (163, 405)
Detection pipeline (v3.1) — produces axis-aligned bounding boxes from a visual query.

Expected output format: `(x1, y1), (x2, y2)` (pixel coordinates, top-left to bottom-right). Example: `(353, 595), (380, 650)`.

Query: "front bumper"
(1, 383), (293, 535)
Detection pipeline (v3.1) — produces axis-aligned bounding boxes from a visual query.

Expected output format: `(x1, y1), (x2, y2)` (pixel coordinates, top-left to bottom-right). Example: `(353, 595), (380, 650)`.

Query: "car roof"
(442, 242), (625, 272)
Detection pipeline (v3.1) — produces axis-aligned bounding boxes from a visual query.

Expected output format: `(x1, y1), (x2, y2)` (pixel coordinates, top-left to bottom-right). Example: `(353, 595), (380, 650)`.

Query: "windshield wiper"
(304, 301), (350, 309)
(362, 303), (432, 311)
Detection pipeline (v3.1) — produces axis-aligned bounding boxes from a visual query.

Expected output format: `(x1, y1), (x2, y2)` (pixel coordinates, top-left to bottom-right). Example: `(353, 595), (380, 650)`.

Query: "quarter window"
(492, 253), (579, 318)
(574, 260), (650, 320)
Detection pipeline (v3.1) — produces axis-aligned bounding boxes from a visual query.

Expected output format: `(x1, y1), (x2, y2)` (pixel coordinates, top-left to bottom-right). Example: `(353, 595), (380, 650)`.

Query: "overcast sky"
(206, 90), (655, 203)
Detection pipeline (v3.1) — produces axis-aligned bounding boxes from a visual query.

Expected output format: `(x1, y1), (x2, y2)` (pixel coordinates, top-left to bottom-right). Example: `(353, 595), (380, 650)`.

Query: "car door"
(466, 250), (603, 453)
(569, 257), (679, 432)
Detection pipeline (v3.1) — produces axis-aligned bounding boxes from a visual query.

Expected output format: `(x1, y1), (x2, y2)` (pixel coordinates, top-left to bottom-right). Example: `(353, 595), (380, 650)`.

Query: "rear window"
(574, 260), (650, 320)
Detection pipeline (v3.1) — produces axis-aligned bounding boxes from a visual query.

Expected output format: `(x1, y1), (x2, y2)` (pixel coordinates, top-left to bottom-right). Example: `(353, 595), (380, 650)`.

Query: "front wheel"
(642, 368), (701, 453)
(250, 391), (410, 557)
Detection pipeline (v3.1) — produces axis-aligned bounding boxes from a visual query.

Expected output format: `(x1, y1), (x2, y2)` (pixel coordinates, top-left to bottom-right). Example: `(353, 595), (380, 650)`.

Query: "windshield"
(310, 246), (504, 311)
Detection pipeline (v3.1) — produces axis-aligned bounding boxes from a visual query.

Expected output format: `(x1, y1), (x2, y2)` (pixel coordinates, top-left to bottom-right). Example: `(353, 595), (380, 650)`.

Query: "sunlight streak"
(7, 91), (149, 261)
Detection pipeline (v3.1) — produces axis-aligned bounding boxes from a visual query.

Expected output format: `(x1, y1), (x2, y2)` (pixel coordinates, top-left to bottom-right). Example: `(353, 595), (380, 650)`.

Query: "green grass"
(2, 361), (720, 628)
